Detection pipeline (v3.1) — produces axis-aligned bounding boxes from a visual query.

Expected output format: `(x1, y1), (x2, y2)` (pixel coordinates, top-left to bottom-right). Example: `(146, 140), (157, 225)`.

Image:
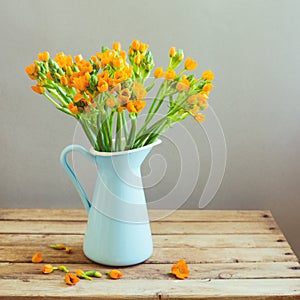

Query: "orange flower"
(68, 103), (79, 114)
(106, 98), (116, 108)
(184, 58), (198, 71)
(134, 100), (146, 113)
(77, 60), (93, 74)
(32, 252), (43, 263)
(165, 69), (177, 80)
(65, 273), (80, 286)
(54, 52), (73, 69)
(72, 75), (89, 92)
(74, 54), (83, 63)
(97, 79), (109, 92)
(112, 42), (121, 52)
(38, 51), (50, 62)
(202, 70), (214, 81)
(114, 70), (127, 83)
(46, 72), (53, 80)
(31, 85), (44, 94)
(65, 247), (72, 254)
(42, 264), (54, 274)
(97, 70), (109, 81)
(112, 57), (124, 68)
(132, 81), (147, 99)
(194, 113), (206, 123)
(176, 79), (190, 92)
(154, 67), (164, 78)
(106, 269), (123, 279)
(139, 42), (148, 53)
(171, 259), (190, 279)
(169, 47), (177, 57)
(25, 64), (37, 80)
(120, 50), (127, 60)
(202, 83), (214, 92)
(131, 39), (140, 51)
(198, 91), (209, 102)
(187, 94), (197, 105)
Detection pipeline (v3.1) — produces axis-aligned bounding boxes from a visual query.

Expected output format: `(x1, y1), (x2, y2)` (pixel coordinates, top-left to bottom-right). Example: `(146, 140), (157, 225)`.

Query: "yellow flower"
(134, 53), (142, 66)
(202, 70), (214, 81)
(184, 58), (198, 71)
(154, 67), (164, 78)
(60, 76), (68, 86)
(38, 51), (50, 62)
(139, 42), (148, 53)
(165, 69), (177, 80)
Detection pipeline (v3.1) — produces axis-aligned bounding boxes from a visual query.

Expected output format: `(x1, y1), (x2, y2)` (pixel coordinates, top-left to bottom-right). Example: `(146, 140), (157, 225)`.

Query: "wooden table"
(0, 209), (299, 299)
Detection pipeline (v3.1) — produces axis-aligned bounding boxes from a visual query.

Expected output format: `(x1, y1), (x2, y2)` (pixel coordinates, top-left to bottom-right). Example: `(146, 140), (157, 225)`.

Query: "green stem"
(43, 92), (62, 109)
(121, 111), (129, 142)
(115, 112), (122, 151)
(80, 118), (98, 150)
(125, 117), (137, 150)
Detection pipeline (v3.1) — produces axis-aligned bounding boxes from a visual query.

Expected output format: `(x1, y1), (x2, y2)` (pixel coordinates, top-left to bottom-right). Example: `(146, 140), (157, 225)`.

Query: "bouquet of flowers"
(25, 40), (214, 152)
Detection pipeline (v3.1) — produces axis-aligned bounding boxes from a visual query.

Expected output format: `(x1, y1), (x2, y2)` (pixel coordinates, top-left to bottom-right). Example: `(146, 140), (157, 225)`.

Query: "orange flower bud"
(60, 76), (68, 86)
(106, 269), (123, 279)
(120, 50), (127, 60)
(170, 259), (190, 279)
(42, 264), (54, 274)
(169, 47), (177, 57)
(38, 51), (50, 62)
(131, 39), (141, 51)
(187, 94), (197, 105)
(154, 67), (164, 78)
(134, 54), (142, 66)
(164, 69), (177, 80)
(50, 244), (66, 250)
(31, 85), (44, 94)
(184, 58), (198, 71)
(198, 91), (209, 102)
(112, 42), (121, 52)
(202, 70), (214, 81)
(65, 273), (80, 286)
(112, 57), (124, 68)
(32, 252), (43, 263)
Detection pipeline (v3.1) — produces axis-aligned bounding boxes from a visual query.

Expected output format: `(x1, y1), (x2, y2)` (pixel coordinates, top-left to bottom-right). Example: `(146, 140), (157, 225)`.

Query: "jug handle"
(60, 145), (95, 213)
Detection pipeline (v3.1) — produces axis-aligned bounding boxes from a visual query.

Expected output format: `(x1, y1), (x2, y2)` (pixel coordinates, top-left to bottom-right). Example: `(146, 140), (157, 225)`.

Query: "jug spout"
(60, 145), (95, 213)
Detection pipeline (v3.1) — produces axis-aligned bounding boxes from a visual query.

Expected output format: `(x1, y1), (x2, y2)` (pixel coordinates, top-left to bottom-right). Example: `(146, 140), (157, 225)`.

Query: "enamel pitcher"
(60, 139), (161, 266)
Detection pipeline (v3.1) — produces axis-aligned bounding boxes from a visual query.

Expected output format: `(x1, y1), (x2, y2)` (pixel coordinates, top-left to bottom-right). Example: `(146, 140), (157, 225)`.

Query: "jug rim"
(90, 139), (162, 157)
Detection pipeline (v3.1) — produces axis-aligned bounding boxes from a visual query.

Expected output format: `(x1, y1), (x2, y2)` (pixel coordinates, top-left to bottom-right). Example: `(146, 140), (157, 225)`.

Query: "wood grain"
(0, 209), (299, 300)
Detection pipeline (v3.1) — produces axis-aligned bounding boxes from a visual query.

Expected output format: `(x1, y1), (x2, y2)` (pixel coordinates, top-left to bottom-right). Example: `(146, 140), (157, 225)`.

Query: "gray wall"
(1, 0), (300, 258)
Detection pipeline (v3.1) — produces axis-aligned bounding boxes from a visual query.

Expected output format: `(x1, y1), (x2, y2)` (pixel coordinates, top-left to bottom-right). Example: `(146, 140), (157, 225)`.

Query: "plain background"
(0, 0), (299, 258)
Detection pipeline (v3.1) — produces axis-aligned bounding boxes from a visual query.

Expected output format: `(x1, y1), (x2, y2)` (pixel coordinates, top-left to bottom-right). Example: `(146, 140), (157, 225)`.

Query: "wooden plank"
(0, 233), (289, 248)
(1, 262), (300, 280)
(0, 278), (299, 299)
(0, 209), (274, 222)
(0, 220), (280, 234)
(0, 246), (297, 264)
